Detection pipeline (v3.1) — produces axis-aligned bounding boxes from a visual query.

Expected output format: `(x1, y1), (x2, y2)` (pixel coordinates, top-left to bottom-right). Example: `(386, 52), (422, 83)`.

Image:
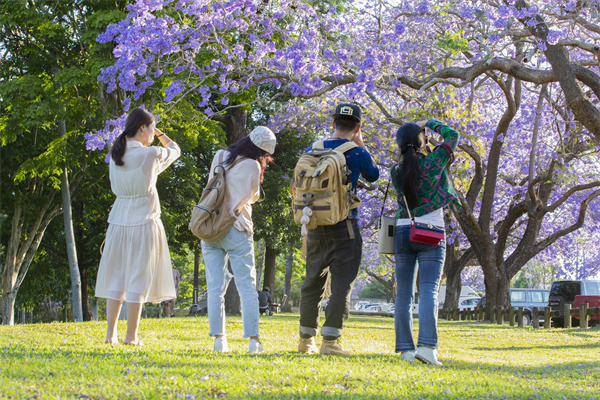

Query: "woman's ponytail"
(109, 107), (155, 166)
(400, 146), (420, 209)
(395, 123), (426, 210)
(110, 132), (129, 166)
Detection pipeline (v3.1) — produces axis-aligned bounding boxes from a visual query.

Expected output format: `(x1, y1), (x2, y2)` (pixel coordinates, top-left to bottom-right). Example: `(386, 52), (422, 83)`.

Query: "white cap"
(249, 126), (277, 154)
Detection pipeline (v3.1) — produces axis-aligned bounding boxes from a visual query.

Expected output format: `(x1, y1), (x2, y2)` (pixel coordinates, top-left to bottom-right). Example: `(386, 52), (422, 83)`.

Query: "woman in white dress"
(95, 107), (180, 345)
(201, 126), (276, 353)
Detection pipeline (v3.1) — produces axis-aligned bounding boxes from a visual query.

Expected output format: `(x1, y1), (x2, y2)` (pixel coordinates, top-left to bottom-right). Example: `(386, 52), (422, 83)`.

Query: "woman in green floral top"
(390, 119), (460, 366)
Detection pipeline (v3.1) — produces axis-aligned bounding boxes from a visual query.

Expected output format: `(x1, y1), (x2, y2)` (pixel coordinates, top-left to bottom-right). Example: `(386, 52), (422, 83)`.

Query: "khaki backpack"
(189, 151), (243, 242)
(290, 141), (361, 236)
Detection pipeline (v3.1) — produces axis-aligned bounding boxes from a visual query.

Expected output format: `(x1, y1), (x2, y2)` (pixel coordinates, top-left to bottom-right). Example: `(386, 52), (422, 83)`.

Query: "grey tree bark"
(58, 119), (83, 322)
(1, 188), (61, 325)
(442, 243), (475, 312)
(282, 241), (294, 312)
(255, 239), (265, 291)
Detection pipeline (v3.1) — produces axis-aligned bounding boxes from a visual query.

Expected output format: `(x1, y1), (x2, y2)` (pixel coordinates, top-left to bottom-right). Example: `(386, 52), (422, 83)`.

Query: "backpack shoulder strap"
(334, 141), (358, 155)
(312, 140), (325, 150)
(217, 150), (226, 166)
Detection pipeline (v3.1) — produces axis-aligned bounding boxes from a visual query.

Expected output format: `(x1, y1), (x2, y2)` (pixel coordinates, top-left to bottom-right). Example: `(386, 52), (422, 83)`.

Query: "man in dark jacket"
(258, 287), (273, 316)
(298, 103), (380, 356)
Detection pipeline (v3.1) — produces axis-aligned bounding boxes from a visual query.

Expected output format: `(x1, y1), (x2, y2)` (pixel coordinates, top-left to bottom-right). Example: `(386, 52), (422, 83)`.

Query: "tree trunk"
(74, 200), (92, 322)
(1, 190), (60, 325)
(484, 267), (511, 317)
(255, 239), (265, 291)
(386, 275), (396, 303)
(59, 125), (83, 323)
(282, 241), (294, 312)
(262, 246), (278, 292)
(1, 291), (16, 326)
(79, 262), (92, 321)
(442, 240), (460, 311)
(90, 297), (98, 321)
(444, 267), (462, 312)
(442, 239), (475, 311)
(212, 108), (248, 145)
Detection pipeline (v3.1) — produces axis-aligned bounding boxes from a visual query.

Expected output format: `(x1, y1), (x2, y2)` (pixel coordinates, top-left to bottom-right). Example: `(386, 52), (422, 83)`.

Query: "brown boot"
(320, 338), (351, 356)
(298, 337), (319, 354)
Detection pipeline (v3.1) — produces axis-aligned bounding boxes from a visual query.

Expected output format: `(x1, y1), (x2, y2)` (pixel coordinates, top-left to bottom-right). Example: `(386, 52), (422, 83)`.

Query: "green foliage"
(358, 279), (387, 299)
(437, 32), (470, 54)
(272, 246), (307, 307)
(1, 317), (600, 399)
(171, 247), (205, 311)
(511, 262), (557, 289)
(0, 0), (231, 320)
(0, 1), (136, 323)
(154, 112), (224, 256)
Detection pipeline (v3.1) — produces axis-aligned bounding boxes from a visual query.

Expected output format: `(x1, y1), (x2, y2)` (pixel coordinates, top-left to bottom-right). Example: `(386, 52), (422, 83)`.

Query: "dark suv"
(547, 280), (600, 327)
(477, 288), (549, 325)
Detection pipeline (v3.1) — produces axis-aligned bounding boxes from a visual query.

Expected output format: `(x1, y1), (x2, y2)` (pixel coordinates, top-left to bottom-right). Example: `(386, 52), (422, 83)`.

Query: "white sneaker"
(400, 351), (416, 361)
(213, 337), (230, 353)
(415, 346), (442, 366)
(248, 338), (264, 353)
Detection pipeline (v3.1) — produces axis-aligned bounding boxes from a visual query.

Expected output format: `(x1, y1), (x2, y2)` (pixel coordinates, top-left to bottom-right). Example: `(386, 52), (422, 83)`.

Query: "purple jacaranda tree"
(462, 266), (485, 294)
(538, 223), (600, 281)
(87, 0), (600, 311)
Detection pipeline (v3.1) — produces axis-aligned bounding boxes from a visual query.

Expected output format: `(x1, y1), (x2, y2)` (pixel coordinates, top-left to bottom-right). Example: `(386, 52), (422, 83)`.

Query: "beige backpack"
(189, 151), (243, 242)
(290, 141), (361, 236)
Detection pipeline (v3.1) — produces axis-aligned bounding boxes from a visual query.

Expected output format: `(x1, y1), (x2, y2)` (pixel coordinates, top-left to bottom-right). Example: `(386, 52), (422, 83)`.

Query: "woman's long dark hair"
(225, 136), (274, 169)
(395, 123), (426, 209)
(110, 108), (155, 166)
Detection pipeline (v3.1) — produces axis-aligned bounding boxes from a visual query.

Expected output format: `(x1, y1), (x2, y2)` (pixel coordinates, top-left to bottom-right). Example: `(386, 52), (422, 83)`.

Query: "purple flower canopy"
(88, 0), (600, 286)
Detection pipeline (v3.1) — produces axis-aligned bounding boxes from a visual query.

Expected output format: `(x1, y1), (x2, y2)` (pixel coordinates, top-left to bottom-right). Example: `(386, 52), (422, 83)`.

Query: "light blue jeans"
(201, 226), (259, 338)
(394, 226), (445, 352)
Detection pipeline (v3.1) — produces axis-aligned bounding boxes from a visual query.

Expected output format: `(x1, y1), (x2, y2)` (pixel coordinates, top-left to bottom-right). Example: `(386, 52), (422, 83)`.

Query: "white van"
(437, 285), (480, 308)
(411, 285), (479, 317)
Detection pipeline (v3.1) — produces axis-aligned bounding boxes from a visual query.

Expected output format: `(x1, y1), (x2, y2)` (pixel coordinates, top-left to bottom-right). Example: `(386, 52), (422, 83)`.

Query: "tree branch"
(459, 143), (484, 209)
(545, 182), (600, 214)
(530, 189), (600, 264)
(479, 78), (519, 234)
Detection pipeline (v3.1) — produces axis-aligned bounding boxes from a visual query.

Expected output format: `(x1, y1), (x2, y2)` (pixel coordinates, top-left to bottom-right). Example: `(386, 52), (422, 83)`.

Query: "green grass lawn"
(1, 314), (599, 399)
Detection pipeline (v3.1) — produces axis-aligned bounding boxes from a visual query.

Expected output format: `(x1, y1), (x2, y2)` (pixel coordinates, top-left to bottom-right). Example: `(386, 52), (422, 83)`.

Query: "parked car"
(573, 295), (600, 326)
(438, 285), (479, 309)
(548, 280), (600, 327)
(477, 288), (549, 325)
(458, 297), (481, 311)
(353, 301), (385, 312)
(353, 300), (373, 311)
(364, 304), (380, 312)
(412, 286), (480, 317)
(365, 302), (394, 313)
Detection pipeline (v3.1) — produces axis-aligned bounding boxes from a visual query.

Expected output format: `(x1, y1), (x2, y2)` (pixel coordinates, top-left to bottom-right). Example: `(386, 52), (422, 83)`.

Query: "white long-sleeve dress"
(95, 140), (181, 303)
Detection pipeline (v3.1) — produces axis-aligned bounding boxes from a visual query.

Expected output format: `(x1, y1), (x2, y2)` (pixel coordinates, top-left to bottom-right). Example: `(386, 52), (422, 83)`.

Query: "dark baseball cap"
(332, 103), (361, 122)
